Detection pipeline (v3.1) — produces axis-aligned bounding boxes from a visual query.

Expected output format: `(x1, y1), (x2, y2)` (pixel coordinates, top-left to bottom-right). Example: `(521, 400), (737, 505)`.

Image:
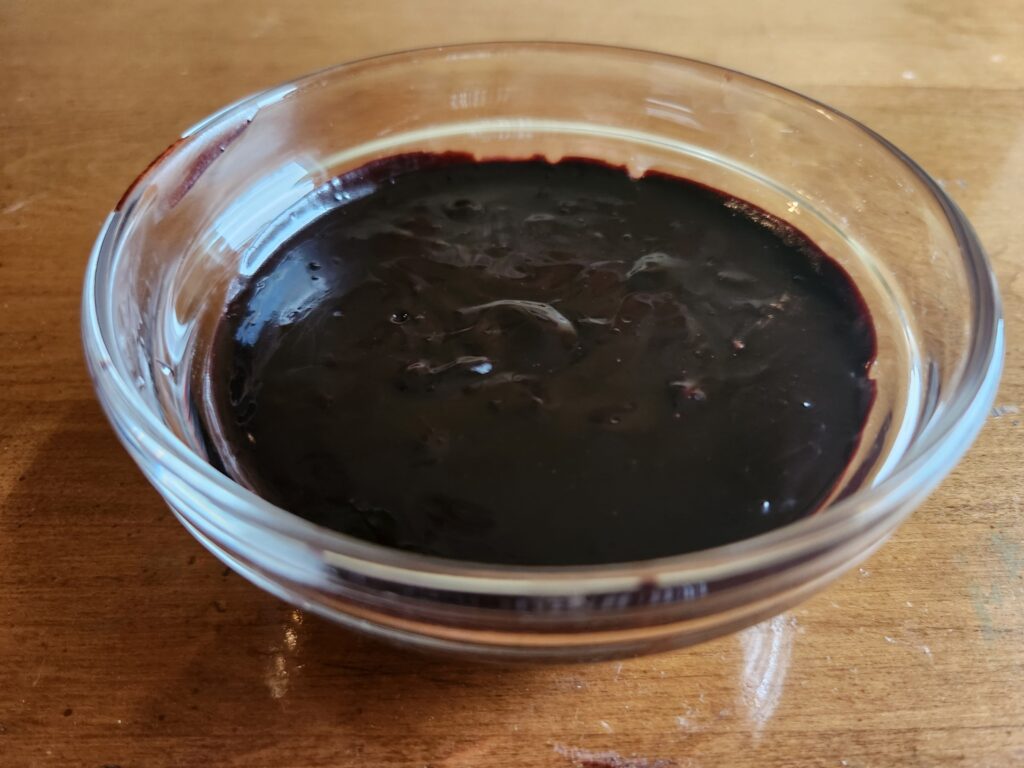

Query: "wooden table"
(2, 1), (1022, 765)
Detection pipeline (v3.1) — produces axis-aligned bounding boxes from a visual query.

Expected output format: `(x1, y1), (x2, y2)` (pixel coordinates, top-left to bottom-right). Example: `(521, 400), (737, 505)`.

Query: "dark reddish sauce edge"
(114, 116), (252, 213)
(114, 138), (184, 212)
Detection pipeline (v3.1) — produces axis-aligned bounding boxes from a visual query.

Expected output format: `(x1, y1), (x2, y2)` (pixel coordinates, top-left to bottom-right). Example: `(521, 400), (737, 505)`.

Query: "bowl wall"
(83, 43), (1003, 660)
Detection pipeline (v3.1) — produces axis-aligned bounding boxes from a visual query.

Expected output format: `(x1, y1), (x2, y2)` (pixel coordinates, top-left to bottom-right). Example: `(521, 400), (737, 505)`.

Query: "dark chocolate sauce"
(204, 154), (875, 566)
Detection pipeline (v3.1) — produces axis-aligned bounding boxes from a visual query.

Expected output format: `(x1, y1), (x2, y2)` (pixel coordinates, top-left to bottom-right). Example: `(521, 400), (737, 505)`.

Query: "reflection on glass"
(737, 614), (794, 736)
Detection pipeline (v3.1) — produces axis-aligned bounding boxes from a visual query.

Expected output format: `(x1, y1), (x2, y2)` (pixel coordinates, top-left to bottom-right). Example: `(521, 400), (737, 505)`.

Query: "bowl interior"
(87, 42), (1001, 584)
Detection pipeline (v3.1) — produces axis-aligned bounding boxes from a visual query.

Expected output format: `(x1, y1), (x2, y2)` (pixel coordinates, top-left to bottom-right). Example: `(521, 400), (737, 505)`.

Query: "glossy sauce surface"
(205, 155), (875, 565)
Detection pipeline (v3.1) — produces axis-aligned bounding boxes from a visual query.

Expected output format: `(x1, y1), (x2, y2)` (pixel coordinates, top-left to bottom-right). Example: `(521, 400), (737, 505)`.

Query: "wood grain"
(1, 1), (1022, 766)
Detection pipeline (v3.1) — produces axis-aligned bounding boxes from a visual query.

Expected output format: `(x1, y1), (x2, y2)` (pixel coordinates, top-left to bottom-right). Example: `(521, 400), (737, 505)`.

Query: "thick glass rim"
(82, 41), (1004, 593)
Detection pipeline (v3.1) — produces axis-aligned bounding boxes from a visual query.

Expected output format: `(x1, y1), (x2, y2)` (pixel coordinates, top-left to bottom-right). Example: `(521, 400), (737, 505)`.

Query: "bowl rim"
(82, 41), (1004, 593)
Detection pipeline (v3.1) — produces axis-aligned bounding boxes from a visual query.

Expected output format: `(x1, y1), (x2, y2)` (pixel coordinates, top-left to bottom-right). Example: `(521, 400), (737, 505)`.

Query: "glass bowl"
(82, 42), (1003, 661)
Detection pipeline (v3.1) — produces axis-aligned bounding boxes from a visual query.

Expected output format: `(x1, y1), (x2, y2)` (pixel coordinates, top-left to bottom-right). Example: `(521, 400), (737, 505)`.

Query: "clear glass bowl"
(82, 43), (1003, 661)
